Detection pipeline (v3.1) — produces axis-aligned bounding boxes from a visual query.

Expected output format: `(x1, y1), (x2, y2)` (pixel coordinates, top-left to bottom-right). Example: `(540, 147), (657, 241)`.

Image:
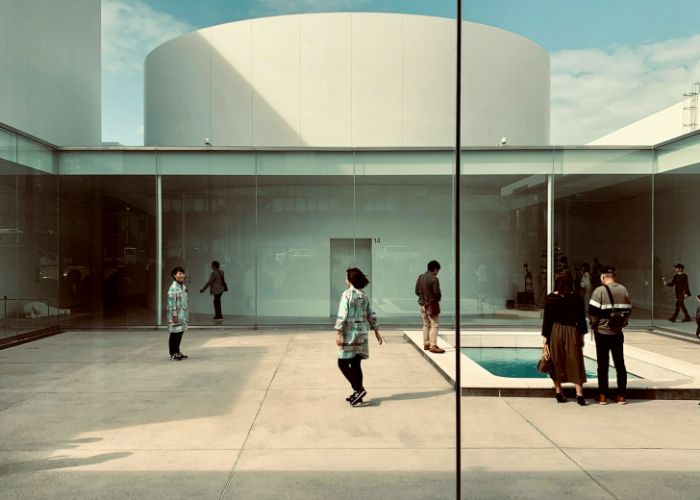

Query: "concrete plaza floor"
(1, 328), (699, 499)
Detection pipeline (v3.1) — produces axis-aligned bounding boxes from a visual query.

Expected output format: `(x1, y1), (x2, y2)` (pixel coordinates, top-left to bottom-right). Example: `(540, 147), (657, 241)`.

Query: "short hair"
(553, 270), (574, 295)
(427, 260), (441, 272)
(675, 263), (684, 270)
(212, 260), (220, 269)
(346, 267), (370, 289)
(171, 266), (185, 278)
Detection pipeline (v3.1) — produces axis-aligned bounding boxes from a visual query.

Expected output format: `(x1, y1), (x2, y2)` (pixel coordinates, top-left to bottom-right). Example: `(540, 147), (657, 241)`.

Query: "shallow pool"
(461, 347), (640, 379)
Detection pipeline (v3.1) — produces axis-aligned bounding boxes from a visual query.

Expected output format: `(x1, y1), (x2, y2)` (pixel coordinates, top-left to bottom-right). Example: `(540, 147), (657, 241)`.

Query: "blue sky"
(101, 0), (700, 145)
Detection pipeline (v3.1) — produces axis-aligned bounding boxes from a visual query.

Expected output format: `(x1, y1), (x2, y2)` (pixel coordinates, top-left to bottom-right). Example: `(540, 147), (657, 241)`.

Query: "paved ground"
(0, 328), (699, 499)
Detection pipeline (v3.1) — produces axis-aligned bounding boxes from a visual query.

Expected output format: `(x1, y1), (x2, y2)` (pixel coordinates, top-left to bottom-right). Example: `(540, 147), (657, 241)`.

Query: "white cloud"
(101, 0), (193, 144)
(102, 0), (193, 74)
(551, 34), (700, 144)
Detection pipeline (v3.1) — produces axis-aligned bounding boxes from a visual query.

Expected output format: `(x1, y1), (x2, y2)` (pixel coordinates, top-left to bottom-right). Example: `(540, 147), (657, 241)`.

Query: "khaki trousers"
(420, 305), (439, 346)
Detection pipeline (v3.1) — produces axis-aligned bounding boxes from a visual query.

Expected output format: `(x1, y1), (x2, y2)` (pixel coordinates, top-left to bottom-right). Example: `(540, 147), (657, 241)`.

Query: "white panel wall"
(0, 0), (100, 145)
(252, 16), (301, 147)
(299, 14), (352, 146)
(145, 13), (550, 147)
(210, 21), (253, 146)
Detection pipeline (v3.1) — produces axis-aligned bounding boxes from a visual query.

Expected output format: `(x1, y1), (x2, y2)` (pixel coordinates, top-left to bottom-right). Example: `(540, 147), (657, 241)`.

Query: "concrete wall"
(0, 0), (101, 145)
(588, 100), (685, 146)
(144, 13), (550, 147)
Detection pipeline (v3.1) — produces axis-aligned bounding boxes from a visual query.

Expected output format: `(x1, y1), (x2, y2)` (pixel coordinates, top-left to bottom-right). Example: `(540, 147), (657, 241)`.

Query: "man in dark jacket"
(415, 260), (444, 353)
(200, 260), (226, 320)
(589, 265), (631, 405)
(663, 263), (691, 322)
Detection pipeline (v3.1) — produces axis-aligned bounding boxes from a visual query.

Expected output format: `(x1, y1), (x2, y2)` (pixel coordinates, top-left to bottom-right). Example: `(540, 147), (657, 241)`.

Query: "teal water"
(461, 347), (640, 379)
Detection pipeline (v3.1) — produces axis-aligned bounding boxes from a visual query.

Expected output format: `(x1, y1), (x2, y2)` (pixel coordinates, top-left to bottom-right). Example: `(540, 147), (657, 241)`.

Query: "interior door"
(329, 238), (372, 317)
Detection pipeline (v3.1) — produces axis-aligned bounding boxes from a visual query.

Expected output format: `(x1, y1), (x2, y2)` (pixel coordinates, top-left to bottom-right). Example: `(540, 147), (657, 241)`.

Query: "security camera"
(497, 137), (507, 147)
(204, 138), (212, 146)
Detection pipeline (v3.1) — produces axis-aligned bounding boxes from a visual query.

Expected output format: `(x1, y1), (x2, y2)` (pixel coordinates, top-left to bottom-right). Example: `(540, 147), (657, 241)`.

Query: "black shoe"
(668, 317), (677, 322)
(170, 354), (181, 361)
(346, 392), (356, 402)
(555, 393), (567, 403)
(576, 395), (587, 406)
(696, 331), (700, 339)
(177, 352), (188, 359)
(682, 317), (692, 322)
(349, 389), (367, 406)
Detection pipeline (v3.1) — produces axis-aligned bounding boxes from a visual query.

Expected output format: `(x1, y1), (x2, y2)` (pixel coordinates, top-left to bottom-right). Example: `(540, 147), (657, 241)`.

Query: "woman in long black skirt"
(541, 270), (588, 406)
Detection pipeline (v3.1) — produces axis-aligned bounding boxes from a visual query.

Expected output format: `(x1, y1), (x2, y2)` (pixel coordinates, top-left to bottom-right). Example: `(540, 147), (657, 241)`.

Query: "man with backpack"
(588, 265), (632, 405)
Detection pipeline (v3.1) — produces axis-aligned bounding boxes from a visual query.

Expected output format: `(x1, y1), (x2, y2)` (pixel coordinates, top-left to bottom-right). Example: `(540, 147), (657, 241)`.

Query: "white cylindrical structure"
(145, 13), (549, 147)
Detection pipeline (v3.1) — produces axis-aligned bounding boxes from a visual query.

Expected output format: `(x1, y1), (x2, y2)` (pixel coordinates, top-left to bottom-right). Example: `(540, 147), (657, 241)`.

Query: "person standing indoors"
(580, 262), (592, 313)
(663, 263), (691, 322)
(541, 270), (588, 406)
(589, 265), (631, 405)
(167, 266), (189, 361)
(415, 260), (445, 353)
(200, 260), (226, 320)
(334, 267), (383, 407)
(695, 295), (700, 339)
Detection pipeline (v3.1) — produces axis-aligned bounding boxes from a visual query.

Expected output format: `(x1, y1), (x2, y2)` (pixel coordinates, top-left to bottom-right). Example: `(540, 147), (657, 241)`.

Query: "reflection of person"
(541, 271), (588, 406)
(590, 257), (602, 290)
(589, 265), (631, 405)
(695, 295), (700, 339)
(580, 262), (592, 312)
(334, 267), (383, 407)
(200, 260), (226, 320)
(167, 266), (189, 361)
(663, 263), (691, 322)
(415, 260), (445, 353)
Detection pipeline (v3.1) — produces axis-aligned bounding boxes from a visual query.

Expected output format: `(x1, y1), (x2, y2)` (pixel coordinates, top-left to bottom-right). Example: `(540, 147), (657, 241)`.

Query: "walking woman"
(541, 270), (587, 405)
(334, 267), (383, 407)
(167, 266), (189, 361)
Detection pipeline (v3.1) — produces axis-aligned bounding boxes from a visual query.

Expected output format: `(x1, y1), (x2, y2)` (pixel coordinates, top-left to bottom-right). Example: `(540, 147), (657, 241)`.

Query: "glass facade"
(2, 138), (700, 334)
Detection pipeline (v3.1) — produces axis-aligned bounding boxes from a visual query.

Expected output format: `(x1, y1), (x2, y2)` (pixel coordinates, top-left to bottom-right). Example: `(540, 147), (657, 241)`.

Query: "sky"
(102, 0), (700, 145)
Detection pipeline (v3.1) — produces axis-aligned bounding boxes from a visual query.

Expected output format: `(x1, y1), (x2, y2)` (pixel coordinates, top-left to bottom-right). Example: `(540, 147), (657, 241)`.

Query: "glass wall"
(58, 176), (156, 327)
(654, 134), (700, 332)
(553, 150), (654, 327)
(0, 127), (58, 341)
(355, 151), (454, 324)
(1, 142), (698, 333)
(461, 151), (552, 327)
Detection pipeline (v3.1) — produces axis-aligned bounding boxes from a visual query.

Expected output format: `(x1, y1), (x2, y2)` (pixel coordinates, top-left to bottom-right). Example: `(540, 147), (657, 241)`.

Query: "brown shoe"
(423, 344), (430, 350)
(616, 396), (627, 405)
(429, 345), (445, 354)
(598, 395), (608, 405)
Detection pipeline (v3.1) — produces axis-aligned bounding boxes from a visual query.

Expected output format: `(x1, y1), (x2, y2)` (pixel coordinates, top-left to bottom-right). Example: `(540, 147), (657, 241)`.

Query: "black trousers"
(337, 355), (364, 392)
(670, 296), (690, 320)
(594, 332), (627, 397)
(213, 293), (223, 319)
(168, 331), (183, 355)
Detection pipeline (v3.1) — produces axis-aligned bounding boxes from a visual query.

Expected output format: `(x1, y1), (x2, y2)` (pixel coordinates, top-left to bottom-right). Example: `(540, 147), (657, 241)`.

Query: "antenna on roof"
(683, 82), (700, 133)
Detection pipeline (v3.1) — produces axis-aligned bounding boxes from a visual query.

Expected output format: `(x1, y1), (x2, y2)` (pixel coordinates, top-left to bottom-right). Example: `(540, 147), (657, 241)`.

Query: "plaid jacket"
(334, 286), (378, 360)
(167, 280), (189, 333)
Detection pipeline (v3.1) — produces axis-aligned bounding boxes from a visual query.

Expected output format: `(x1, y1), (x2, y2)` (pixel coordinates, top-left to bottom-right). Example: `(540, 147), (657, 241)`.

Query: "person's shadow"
(0, 437), (130, 477)
(365, 388), (453, 406)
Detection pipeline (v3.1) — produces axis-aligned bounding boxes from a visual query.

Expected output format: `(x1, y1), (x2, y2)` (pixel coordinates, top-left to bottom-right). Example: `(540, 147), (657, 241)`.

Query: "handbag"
(537, 344), (554, 374)
(425, 301), (440, 316)
(217, 269), (229, 293)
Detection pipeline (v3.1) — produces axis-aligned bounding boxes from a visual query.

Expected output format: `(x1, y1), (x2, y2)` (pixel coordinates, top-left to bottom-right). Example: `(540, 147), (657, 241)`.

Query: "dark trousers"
(168, 331), (183, 355)
(213, 293), (223, 319)
(594, 332), (627, 397)
(670, 297), (690, 320)
(337, 355), (364, 392)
